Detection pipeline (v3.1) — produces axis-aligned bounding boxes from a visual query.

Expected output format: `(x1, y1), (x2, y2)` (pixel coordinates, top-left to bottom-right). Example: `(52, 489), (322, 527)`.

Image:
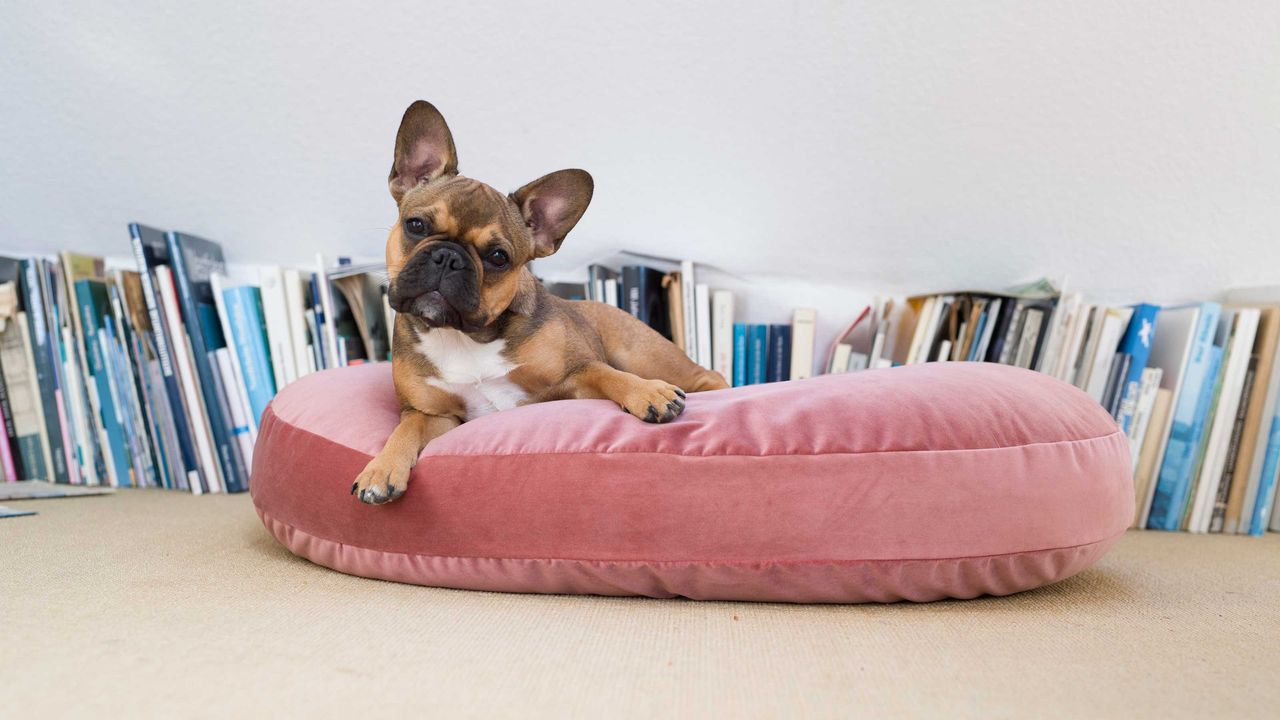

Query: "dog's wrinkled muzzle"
(389, 241), (480, 327)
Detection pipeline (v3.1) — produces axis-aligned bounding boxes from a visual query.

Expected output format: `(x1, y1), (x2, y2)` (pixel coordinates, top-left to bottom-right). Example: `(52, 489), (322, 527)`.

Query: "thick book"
(258, 267), (296, 390)
(1114, 304), (1161, 433)
(1101, 352), (1131, 416)
(1132, 387), (1174, 528)
(766, 324), (791, 383)
(1147, 302), (1223, 530)
(789, 308), (817, 380)
(732, 323), (748, 387)
(1083, 307), (1134, 402)
(747, 325), (768, 385)
(621, 266), (670, 340)
(130, 223), (207, 492)
(17, 259), (70, 484)
(168, 232), (248, 493)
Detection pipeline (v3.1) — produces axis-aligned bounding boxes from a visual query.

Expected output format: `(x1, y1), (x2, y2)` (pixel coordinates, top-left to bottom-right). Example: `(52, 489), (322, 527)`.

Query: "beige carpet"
(4, 490), (1279, 719)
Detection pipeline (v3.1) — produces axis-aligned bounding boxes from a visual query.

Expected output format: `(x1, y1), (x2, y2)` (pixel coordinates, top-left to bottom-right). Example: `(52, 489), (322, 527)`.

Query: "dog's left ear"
(511, 169), (594, 258)
(389, 100), (458, 203)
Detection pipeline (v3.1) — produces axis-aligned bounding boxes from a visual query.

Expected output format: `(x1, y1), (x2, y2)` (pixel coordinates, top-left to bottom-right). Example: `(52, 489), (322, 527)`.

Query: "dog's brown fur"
(352, 101), (727, 504)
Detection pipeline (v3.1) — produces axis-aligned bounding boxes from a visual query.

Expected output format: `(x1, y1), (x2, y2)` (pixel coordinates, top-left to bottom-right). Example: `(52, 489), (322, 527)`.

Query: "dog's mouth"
(399, 290), (462, 328)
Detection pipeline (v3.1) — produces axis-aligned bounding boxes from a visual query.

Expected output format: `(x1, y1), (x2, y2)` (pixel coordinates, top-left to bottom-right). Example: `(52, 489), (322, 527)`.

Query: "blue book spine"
(74, 281), (133, 487)
(1249, 415), (1280, 535)
(1115, 304), (1161, 433)
(732, 324), (748, 387)
(1148, 302), (1223, 530)
(766, 324), (791, 383)
(967, 311), (989, 362)
(224, 286), (277, 426)
(747, 325), (768, 385)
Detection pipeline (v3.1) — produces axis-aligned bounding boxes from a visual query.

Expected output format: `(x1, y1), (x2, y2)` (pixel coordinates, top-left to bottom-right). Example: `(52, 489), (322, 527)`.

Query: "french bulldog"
(352, 100), (729, 505)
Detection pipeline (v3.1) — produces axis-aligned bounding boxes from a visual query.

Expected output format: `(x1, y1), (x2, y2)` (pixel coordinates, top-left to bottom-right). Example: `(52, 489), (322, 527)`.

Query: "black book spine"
(1211, 358), (1257, 532)
(767, 325), (792, 382)
(622, 266), (644, 322)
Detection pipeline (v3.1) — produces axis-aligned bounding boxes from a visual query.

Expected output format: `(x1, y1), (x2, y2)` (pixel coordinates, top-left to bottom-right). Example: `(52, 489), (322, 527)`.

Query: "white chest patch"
(415, 329), (528, 420)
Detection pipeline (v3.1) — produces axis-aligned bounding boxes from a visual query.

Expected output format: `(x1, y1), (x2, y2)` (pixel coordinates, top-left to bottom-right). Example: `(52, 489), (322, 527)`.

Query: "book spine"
(789, 308), (817, 381)
(1116, 305), (1161, 433)
(711, 291), (734, 384)
(20, 260), (69, 483)
(0, 352), (17, 481)
(694, 284), (712, 370)
(1210, 358), (1256, 532)
(1148, 303), (1222, 530)
(747, 325), (768, 385)
(622, 267), (643, 321)
(226, 287), (277, 427)
(767, 324), (792, 383)
(1251, 415), (1280, 534)
(732, 324), (747, 387)
(680, 261), (697, 362)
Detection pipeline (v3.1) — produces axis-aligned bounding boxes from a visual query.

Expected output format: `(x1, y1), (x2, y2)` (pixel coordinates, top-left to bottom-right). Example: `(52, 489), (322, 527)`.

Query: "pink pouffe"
(250, 362), (1132, 603)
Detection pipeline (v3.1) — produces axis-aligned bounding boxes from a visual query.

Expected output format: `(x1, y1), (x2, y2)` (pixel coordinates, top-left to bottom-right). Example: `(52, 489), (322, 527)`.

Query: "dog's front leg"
(574, 362), (686, 423)
(353, 411), (460, 504)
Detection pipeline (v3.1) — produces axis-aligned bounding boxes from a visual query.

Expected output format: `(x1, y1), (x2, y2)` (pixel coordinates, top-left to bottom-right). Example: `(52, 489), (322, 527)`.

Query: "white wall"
(3, 1), (1279, 350)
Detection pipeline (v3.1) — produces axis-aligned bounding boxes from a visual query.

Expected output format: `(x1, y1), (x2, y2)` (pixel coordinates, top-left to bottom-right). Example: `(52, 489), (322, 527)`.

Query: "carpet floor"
(4, 489), (1278, 719)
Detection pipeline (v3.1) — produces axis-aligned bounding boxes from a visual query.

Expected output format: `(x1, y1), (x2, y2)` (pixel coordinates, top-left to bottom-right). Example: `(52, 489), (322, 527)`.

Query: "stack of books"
(547, 258), (819, 386)
(833, 281), (1280, 536)
(0, 223), (389, 493)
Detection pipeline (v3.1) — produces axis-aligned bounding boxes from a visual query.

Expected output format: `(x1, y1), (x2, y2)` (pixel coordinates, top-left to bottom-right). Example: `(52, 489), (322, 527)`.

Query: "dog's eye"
(484, 249), (510, 269)
(404, 217), (428, 236)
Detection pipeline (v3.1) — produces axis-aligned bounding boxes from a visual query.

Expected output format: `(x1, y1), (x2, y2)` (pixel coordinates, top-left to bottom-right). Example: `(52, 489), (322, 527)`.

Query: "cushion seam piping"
(263, 406), (1126, 461)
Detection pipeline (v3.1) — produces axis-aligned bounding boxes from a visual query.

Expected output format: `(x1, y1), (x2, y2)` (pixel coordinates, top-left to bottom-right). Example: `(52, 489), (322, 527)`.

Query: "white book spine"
(831, 343), (853, 374)
(711, 290), (734, 384)
(935, 340), (952, 362)
(603, 278), (619, 308)
(258, 267), (296, 390)
(868, 324), (887, 367)
(789, 308), (817, 380)
(215, 348), (255, 477)
(155, 267), (224, 493)
(694, 283), (712, 370)
(283, 269), (311, 381)
(680, 261), (698, 362)
(1084, 309), (1130, 401)
(315, 254), (339, 369)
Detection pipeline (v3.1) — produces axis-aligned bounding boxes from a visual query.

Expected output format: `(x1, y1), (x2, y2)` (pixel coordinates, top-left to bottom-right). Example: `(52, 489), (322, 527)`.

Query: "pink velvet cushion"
(251, 362), (1132, 603)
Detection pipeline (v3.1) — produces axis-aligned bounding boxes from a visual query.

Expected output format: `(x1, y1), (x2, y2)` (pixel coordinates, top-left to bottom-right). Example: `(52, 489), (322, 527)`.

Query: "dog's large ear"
(388, 100), (458, 203)
(510, 169), (594, 258)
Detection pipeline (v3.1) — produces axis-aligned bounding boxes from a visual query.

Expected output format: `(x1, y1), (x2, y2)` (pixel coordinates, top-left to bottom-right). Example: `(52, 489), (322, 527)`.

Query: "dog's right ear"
(388, 100), (458, 203)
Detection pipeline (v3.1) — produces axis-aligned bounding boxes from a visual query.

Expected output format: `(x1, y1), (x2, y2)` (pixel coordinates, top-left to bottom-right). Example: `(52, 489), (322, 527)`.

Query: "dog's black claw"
(644, 405), (659, 423)
(622, 406), (630, 414)
(351, 481), (358, 495)
(665, 401), (683, 419)
(675, 389), (687, 399)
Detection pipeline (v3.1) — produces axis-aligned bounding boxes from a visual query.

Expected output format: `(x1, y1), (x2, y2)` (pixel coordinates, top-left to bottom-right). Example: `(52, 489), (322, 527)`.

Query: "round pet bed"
(251, 362), (1132, 603)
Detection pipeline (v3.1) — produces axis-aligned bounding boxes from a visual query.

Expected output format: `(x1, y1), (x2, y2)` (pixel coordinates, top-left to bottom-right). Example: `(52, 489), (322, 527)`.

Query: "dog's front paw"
(351, 460), (410, 505)
(621, 380), (686, 423)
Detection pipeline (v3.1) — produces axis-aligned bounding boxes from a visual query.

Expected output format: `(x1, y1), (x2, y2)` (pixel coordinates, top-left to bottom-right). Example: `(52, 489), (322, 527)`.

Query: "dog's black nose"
(430, 244), (468, 272)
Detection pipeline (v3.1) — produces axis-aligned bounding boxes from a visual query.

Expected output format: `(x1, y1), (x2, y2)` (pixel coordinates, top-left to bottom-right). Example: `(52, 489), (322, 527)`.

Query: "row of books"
(0, 224), (391, 493)
(547, 260), (820, 385)
(823, 281), (1280, 536)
